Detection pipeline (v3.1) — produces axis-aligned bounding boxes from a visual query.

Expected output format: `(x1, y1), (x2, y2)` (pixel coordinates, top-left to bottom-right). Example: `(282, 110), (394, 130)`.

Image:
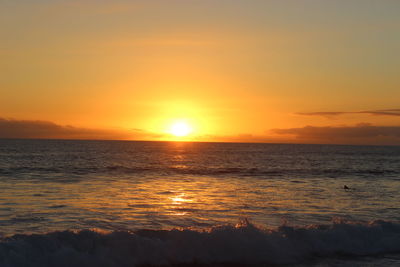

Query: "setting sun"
(170, 121), (192, 137)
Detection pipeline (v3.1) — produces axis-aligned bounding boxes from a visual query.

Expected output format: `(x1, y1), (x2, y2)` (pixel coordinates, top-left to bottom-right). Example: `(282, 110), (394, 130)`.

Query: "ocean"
(0, 139), (400, 266)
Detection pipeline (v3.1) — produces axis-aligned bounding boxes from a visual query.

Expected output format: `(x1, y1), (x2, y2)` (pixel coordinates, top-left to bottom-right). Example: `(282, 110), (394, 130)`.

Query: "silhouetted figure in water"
(343, 185), (356, 191)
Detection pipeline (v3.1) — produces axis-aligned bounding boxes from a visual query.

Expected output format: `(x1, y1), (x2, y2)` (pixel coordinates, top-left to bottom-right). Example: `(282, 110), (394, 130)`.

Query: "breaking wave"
(1, 219), (400, 266)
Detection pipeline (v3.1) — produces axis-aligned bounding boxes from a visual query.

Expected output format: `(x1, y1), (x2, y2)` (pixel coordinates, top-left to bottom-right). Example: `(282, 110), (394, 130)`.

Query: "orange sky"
(1, 1), (400, 144)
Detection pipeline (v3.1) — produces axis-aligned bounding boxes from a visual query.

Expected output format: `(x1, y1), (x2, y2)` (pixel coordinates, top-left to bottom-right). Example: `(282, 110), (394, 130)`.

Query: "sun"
(169, 121), (192, 137)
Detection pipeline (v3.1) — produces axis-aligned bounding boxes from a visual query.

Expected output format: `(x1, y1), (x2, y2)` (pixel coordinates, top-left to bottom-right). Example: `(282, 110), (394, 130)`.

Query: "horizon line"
(1, 137), (398, 148)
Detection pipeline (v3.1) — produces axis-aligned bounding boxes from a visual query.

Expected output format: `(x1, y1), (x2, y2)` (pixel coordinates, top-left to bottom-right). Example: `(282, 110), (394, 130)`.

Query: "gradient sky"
(1, 0), (400, 144)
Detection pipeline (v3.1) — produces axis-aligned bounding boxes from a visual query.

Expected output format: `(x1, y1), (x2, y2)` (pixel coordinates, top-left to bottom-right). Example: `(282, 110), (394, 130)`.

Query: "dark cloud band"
(0, 118), (150, 140)
(272, 124), (400, 145)
(297, 109), (400, 117)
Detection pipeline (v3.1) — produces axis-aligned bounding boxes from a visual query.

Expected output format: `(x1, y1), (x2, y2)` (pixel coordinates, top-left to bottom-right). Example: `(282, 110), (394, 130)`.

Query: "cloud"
(297, 109), (400, 117)
(0, 118), (158, 140)
(296, 112), (348, 117)
(272, 123), (400, 145)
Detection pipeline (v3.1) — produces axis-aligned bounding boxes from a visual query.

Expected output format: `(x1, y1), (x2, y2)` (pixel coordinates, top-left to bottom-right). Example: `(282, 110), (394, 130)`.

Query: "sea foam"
(1, 219), (400, 266)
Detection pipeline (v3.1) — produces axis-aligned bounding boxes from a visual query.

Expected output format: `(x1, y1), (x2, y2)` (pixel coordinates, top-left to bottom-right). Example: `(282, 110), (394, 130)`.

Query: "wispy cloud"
(297, 109), (400, 117)
(272, 123), (400, 145)
(0, 118), (159, 140)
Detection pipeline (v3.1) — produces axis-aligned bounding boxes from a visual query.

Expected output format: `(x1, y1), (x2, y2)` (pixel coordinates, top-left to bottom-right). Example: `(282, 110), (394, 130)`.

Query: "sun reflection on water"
(168, 193), (194, 216)
(170, 193), (192, 205)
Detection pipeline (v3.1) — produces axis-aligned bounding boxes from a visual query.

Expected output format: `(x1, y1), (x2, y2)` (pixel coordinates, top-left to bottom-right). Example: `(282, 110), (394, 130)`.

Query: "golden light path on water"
(1, 141), (400, 236)
(2, 168), (399, 235)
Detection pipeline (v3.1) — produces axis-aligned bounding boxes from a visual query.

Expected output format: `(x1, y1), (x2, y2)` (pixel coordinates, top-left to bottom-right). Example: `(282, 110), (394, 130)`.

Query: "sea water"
(0, 139), (400, 266)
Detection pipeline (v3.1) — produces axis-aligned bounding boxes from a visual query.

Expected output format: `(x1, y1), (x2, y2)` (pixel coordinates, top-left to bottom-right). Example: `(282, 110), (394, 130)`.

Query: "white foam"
(1, 219), (400, 266)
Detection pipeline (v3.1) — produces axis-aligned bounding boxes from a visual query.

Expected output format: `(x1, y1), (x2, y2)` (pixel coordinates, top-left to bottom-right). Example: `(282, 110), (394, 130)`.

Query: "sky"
(1, 0), (400, 145)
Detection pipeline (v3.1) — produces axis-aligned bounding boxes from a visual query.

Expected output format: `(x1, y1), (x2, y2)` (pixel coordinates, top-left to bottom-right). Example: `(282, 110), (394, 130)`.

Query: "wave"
(1, 219), (400, 266)
(105, 165), (400, 178)
(2, 164), (398, 180)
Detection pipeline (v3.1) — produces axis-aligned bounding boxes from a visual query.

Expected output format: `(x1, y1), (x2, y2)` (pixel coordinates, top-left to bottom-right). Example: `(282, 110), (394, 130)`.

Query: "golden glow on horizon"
(144, 100), (212, 141)
(1, 2), (399, 144)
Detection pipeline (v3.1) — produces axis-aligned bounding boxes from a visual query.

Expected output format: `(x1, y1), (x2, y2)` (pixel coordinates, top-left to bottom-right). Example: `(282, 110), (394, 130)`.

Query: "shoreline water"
(1, 219), (400, 266)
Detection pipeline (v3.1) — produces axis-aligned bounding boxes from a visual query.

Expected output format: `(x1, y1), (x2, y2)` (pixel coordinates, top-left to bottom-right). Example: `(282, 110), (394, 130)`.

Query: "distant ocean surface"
(1, 139), (400, 266)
